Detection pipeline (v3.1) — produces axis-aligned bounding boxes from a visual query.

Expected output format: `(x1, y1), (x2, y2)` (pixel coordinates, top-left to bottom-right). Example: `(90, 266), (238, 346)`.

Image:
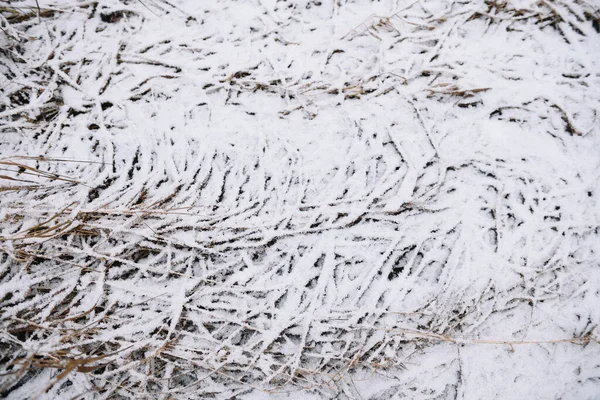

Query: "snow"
(1, 0), (600, 398)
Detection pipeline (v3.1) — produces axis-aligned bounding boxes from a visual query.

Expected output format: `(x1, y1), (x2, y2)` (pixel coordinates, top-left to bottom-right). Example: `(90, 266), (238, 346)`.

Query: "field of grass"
(1, 0), (600, 398)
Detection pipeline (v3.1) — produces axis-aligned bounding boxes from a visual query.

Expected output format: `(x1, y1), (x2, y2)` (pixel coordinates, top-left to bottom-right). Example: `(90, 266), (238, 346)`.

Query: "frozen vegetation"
(1, 0), (600, 398)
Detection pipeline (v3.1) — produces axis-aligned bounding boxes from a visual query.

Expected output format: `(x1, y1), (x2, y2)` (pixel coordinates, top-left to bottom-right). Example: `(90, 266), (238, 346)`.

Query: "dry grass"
(1, 0), (600, 398)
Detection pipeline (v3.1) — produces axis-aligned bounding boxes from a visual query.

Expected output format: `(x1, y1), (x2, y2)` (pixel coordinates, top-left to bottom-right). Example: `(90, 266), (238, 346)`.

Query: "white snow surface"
(1, 0), (600, 399)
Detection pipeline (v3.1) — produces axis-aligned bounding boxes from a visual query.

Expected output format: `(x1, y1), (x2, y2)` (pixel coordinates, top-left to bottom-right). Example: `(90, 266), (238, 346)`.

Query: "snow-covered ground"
(1, 0), (600, 398)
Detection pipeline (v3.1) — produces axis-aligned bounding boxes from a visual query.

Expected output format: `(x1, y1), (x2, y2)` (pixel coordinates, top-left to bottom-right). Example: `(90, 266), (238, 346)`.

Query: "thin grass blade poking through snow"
(1, 0), (600, 399)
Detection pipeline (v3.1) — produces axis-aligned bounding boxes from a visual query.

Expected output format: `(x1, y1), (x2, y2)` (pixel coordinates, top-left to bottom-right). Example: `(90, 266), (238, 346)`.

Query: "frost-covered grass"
(1, 0), (600, 399)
